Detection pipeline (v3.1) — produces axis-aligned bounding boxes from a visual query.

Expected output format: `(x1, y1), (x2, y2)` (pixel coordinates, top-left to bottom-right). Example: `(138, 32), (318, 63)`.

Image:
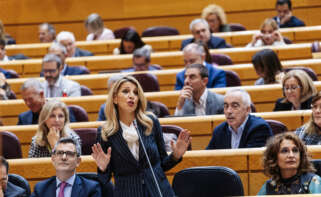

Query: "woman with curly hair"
(258, 132), (321, 195)
(201, 4), (230, 33)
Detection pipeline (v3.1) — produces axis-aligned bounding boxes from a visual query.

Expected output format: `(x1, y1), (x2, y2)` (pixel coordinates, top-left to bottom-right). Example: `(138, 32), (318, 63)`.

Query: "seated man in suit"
(56, 31), (93, 57)
(40, 43), (89, 76)
(31, 137), (101, 197)
(175, 63), (224, 116)
(39, 23), (56, 43)
(42, 54), (81, 97)
(18, 78), (76, 125)
(122, 47), (161, 72)
(175, 43), (226, 90)
(0, 156), (27, 197)
(273, 0), (305, 28)
(207, 89), (273, 149)
(181, 18), (229, 50)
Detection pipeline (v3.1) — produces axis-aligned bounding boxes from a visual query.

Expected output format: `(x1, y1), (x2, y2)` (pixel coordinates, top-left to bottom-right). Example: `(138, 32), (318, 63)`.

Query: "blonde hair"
(101, 76), (153, 141)
(281, 70), (317, 103)
(260, 18), (278, 32)
(201, 4), (227, 25)
(35, 99), (71, 146)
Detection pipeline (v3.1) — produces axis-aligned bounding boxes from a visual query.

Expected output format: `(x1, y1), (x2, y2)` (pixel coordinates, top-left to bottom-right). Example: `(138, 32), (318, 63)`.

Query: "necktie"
(58, 182), (67, 197)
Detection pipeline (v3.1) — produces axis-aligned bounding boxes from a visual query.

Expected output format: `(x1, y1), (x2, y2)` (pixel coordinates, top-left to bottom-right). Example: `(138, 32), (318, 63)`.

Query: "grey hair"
(133, 47), (151, 63)
(52, 137), (81, 157)
(225, 88), (252, 107)
(85, 13), (104, 32)
(39, 23), (56, 37)
(56, 31), (75, 43)
(183, 43), (205, 56)
(49, 42), (67, 55)
(189, 18), (210, 32)
(21, 78), (44, 92)
(42, 53), (62, 69)
(107, 74), (123, 90)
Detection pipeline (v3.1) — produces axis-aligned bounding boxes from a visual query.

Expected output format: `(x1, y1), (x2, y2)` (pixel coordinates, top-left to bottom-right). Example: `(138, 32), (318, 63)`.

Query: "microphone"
(133, 120), (163, 197)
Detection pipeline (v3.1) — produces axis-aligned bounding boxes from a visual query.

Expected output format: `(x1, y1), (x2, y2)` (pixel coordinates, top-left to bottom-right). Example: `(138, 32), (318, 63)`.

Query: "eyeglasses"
(53, 150), (77, 158)
(283, 86), (300, 92)
(279, 147), (299, 155)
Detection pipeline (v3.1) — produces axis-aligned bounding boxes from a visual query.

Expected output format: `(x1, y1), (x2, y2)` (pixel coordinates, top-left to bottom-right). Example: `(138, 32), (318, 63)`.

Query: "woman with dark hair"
(295, 92), (321, 145)
(258, 132), (321, 195)
(113, 29), (152, 55)
(91, 76), (191, 196)
(252, 49), (284, 85)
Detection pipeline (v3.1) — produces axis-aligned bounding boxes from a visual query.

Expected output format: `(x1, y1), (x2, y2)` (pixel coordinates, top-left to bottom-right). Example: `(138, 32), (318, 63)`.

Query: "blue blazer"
(74, 48), (93, 57)
(175, 62), (226, 90)
(181, 35), (229, 50)
(206, 115), (273, 149)
(97, 115), (180, 197)
(0, 68), (13, 79)
(273, 16), (305, 28)
(17, 108), (77, 125)
(4, 182), (27, 197)
(30, 175), (101, 197)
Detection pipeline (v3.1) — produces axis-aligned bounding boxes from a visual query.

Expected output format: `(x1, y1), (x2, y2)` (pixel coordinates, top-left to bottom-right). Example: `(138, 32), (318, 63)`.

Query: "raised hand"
(250, 33), (262, 46)
(280, 11), (292, 25)
(91, 143), (112, 172)
(47, 127), (60, 149)
(171, 129), (191, 160)
(272, 31), (283, 42)
(176, 85), (193, 109)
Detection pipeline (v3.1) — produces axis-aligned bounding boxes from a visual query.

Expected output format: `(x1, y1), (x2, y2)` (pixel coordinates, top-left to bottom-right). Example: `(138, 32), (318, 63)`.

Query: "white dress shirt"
(120, 121), (139, 161)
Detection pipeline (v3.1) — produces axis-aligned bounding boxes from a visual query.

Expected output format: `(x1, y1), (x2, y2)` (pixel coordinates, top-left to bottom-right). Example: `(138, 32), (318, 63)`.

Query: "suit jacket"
(181, 35), (229, 50)
(273, 97), (312, 111)
(73, 48), (93, 57)
(40, 65), (89, 77)
(179, 90), (224, 116)
(175, 62), (226, 90)
(206, 114), (273, 149)
(4, 182), (27, 197)
(0, 68), (12, 79)
(97, 115), (180, 197)
(17, 107), (77, 125)
(273, 16), (305, 28)
(30, 175), (101, 197)
(43, 75), (81, 98)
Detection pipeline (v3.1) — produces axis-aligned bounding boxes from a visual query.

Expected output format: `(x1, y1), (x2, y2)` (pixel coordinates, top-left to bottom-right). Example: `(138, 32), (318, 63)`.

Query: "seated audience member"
(201, 4), (230, 33)
(175, 43), (226, 90)
(247, 18), (285, 47)
(18, 78), (76, 125)
(0, 73), (13, 100)
(181, 18), (229, 50)
(42, 54), (81, 97)
(28, 99), (81, 158)
(0, 39), (13, 63)
(31, 137), (101, 196)
(175, 64), (224, 116)
(122, 47), (161, 72)
(258, 132), (321, 195)
(0, 156), (27, 197)
(0, 21), (15, 45)
(295, 92), (321, 145)
(85, 13), (114, 41)
(207, 89), (273, 149)
(252, 49), (284, 85)
(44, 43), (89, 76)
(113, 29), (152, 55)
(273, 0), (305, 28)
(273, 70), (316, 111)
(56, 31), (93, 57)
(38, 23), (56, 43)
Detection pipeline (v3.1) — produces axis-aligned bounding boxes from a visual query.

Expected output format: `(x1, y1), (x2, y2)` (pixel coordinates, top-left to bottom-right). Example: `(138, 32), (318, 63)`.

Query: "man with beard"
(206, 89), (272, 149)
(42, 54), (81, 98)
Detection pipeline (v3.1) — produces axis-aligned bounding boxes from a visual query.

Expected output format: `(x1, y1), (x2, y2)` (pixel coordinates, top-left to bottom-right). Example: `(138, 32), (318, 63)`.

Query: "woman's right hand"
(47, 127), (60, 149)
(91, 143), (112, 172)
(251, 33), (262, 46)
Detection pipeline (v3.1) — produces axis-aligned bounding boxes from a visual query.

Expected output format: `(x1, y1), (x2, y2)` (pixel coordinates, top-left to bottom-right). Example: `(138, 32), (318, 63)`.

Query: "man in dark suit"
(175, 43), (226, 90)
(31, 137), (101, 197)
(56, 31), (93, 57)
(181, 18), (229, 50)
(17, 78), (76, 125)
(273, 0), (305, 28)
(0, 156), (27, 197)
(207, 89), (273, 149)
(174, 63), (224, 116)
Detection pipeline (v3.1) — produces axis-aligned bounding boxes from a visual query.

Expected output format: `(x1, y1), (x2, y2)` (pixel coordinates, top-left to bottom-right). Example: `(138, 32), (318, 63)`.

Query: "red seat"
(266, 119), (288, 135)
(68, 105), (89, 122)
(73, 128), (97, 155)
(0, 131), (22, 159)
(142, 26), (179, 37)
(131, 73), (160, 92)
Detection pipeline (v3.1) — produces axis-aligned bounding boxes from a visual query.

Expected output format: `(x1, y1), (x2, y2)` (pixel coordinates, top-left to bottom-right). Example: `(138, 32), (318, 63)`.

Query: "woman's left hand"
(171, 129), (191, 160)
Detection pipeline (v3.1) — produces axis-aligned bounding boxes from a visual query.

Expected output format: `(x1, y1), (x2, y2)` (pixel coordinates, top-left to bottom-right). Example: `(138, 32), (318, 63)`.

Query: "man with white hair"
(56, 31), (93, 57)
(181, 18), (229, 50)
(175, 43), (226, 90)
(38, 23), (56, 43)
(206, 89), (273, 149)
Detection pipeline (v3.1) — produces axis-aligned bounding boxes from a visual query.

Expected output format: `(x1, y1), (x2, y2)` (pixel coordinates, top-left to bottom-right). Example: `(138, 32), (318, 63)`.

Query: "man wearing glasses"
(42, 54), (81, 98)
(31, 137), (101, 197)
(206, 89), (273, 149)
